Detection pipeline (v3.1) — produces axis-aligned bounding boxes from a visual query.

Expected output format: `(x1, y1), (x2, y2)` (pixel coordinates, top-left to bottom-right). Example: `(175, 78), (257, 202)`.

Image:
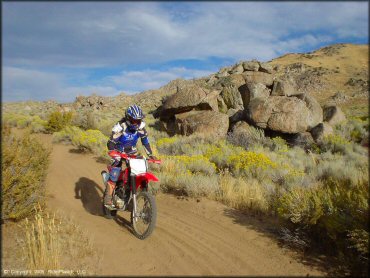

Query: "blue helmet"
(125, 104), (144, 130)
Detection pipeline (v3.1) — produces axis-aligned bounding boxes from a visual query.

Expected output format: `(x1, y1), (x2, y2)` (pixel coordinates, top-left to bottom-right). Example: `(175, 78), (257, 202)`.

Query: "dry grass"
(20, 205), (100, 275)
(24, 204), (60, 271)
(217, 171), (269, 214)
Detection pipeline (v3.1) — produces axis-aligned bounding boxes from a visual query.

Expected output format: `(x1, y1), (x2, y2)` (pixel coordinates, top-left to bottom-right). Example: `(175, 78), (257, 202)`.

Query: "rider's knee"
(109, 167), (121, 183)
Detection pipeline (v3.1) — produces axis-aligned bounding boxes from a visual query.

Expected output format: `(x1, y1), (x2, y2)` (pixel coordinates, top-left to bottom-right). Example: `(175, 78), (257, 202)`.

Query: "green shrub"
(227, 125), (271, 150)
(1, 126), (50, 221)
(72, 110), (98, 130)
(335, 117), (369, 143)
(30, 116), (47, 133)
(53, 126), (108, 159)
(45, 111), (73, 133)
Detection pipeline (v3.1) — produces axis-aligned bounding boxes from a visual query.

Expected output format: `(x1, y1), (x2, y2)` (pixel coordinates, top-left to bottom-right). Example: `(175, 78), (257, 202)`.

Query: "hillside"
(3, 43), (368, 119)
(268, 43), (368, 116)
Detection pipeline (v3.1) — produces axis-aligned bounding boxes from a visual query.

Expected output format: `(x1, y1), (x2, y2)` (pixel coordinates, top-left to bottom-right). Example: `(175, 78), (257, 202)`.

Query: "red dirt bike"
(101, 150), (161, 239)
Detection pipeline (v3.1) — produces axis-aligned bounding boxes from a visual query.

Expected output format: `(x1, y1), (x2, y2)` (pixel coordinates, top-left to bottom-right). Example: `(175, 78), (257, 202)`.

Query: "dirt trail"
(37, 134), (324, 276)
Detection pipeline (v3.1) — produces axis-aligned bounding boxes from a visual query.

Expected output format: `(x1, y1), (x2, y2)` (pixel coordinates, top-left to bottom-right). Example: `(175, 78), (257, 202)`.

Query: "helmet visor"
(129, 118), (142, 126)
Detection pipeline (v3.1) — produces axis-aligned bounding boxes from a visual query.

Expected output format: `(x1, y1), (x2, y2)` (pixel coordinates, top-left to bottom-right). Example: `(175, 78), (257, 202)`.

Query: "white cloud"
(2, 2), (368, 102)
(2, 67), (120, 102)
(110, 67), (213, 92)
(2, 66), (212, 102)
(3, 2), (368, 67)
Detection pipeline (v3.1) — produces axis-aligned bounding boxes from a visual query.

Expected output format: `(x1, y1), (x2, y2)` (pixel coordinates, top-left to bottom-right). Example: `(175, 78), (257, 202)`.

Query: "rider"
(105, 104), (156, 207)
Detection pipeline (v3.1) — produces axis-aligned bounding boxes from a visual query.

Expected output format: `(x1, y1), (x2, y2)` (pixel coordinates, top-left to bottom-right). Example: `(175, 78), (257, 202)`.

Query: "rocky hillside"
(3, 43), (368, 120)
(65, 43), (370, 118)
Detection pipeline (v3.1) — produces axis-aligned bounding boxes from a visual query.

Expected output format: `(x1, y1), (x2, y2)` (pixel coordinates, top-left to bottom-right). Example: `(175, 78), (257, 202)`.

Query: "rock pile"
(155, 59), (346, 143)
(73, 94), (109, 110)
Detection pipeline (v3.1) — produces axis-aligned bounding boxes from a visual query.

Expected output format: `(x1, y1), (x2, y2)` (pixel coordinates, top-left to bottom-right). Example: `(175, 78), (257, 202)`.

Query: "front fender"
(136, 172), (159, 183)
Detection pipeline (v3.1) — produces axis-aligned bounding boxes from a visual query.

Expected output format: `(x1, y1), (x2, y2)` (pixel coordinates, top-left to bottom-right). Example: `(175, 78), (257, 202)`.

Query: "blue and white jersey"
(107, 120), (151, 155)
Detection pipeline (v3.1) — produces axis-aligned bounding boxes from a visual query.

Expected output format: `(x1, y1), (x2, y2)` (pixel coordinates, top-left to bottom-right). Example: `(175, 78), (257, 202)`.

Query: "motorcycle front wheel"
(131, 191), (157, 240)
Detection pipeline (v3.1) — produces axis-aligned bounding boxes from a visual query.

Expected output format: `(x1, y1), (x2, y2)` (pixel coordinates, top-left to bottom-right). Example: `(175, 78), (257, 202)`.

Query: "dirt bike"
(101, 150), (161, 240)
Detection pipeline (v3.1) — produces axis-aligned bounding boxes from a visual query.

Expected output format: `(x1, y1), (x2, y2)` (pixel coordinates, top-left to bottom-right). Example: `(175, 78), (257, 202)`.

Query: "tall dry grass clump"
(21, 205), (100, 274)
(24, 205), (61, 270)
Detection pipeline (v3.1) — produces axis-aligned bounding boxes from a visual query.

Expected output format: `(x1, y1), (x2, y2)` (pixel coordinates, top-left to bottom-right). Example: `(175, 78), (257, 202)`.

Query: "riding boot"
(104, 180), (115, 207)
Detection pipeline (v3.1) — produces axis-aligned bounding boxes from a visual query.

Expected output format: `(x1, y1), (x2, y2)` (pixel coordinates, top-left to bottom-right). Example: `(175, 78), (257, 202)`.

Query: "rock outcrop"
(173, 110), (229, 137)
(74, 94), (108, 110)
(158, 84), (219, 120)
(155, 58), (328, 140)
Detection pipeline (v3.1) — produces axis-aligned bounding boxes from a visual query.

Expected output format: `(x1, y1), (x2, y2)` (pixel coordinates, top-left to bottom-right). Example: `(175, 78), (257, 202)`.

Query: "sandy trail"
(38, 134), (323, 276)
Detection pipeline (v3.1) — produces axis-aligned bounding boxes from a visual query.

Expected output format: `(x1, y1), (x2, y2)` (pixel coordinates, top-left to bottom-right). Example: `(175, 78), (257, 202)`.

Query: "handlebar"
(108, 150), (161, 164)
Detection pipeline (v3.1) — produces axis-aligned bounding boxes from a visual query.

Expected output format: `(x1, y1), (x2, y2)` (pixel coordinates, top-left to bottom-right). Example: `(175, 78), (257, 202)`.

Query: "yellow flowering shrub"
(160, 154), (216, 176)
(54, 126), (108, 158)
(227, 150), (277, 171)
(156, 137), (178, 148)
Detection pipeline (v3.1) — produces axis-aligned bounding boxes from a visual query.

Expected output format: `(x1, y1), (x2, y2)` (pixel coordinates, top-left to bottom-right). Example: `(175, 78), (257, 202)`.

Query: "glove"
(148, 154), (157, 160)
(112, 123), (123, 134)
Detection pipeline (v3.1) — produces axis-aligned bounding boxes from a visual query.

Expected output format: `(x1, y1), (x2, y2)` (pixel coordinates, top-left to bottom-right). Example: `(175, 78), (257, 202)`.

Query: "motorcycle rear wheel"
(131, 191), (157, 240)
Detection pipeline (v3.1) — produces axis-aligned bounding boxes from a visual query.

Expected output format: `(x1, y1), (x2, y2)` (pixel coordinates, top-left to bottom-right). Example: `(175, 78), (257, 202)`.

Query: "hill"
(3, 43), (368, 119)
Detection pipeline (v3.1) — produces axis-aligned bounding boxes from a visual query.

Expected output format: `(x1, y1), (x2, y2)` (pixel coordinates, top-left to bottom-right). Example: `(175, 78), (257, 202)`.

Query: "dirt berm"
(39, 134), (323, 276)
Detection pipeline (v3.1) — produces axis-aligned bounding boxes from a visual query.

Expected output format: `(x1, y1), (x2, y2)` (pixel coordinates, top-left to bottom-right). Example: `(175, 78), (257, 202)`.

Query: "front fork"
(131, 175), (138, 222)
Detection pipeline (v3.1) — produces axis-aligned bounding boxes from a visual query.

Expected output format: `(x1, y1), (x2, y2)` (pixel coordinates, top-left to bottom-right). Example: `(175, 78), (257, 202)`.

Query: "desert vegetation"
(2, 43), (368, 275)
(4, 106), (369, 275)
(1, 125), (99, 274)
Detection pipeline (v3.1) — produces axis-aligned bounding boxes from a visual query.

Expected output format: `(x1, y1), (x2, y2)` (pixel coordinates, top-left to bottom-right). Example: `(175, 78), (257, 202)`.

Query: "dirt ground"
(2, 131), (325, 276)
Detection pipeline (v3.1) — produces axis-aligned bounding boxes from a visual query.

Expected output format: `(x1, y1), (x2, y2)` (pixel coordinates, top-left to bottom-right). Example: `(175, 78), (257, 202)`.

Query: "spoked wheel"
(131, 191), (157, 240)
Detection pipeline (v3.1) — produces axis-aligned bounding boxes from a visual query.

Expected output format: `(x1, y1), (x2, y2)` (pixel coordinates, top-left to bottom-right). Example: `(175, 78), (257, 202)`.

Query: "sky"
(2, 1), (368, 103)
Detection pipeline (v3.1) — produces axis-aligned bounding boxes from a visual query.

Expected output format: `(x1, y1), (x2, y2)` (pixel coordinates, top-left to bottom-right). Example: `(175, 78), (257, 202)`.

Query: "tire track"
(37, 135), (323, 276)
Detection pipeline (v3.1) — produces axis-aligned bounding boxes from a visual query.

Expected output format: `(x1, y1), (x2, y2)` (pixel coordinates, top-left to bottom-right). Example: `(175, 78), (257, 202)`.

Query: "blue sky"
(2, 1), (368, 103)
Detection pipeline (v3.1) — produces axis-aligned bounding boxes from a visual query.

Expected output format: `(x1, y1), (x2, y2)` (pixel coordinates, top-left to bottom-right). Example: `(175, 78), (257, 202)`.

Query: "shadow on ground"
(223, 207), (346, 276)
(74, 177), (135, 235)
(74, 177), (105, 216)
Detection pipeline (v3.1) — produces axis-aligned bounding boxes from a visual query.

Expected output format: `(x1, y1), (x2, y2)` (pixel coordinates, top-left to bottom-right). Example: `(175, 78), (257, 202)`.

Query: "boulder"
(259, 62), (274, 74)
(215, 74), (245, 89)
(267, 97), (311, 133)
(296, 94), (323, 129)
(228, 108), (247, 124)
(242, 60), (260, 71)
(174, 110), (229, 137)
(217, 95), (228, 113)
(323, 105), (347, 126)
(159, 84), (220, 120)
(310, 122), (334, 143)
(242, 71), (274, 86)
(247, 98), (273, 129)
(230, 63), (244, 74)
(271, 80), (296, 96)
(220, 86), (244, 110)
(238, 83), (270, 109)
(246, 83), (271, 100)
(248, 96), (311, 133)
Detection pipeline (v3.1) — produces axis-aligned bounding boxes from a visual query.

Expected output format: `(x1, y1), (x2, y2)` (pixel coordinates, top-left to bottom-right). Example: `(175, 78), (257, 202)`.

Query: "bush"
(53, 126), (109, 159)
(72, 110), (98, 130)
(335, 117), (369, 143)
(45, 111), (73, 133)
(228, 125), (273, 150)
(30, 116), (47, 133)
(1, 126), (50, 221)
